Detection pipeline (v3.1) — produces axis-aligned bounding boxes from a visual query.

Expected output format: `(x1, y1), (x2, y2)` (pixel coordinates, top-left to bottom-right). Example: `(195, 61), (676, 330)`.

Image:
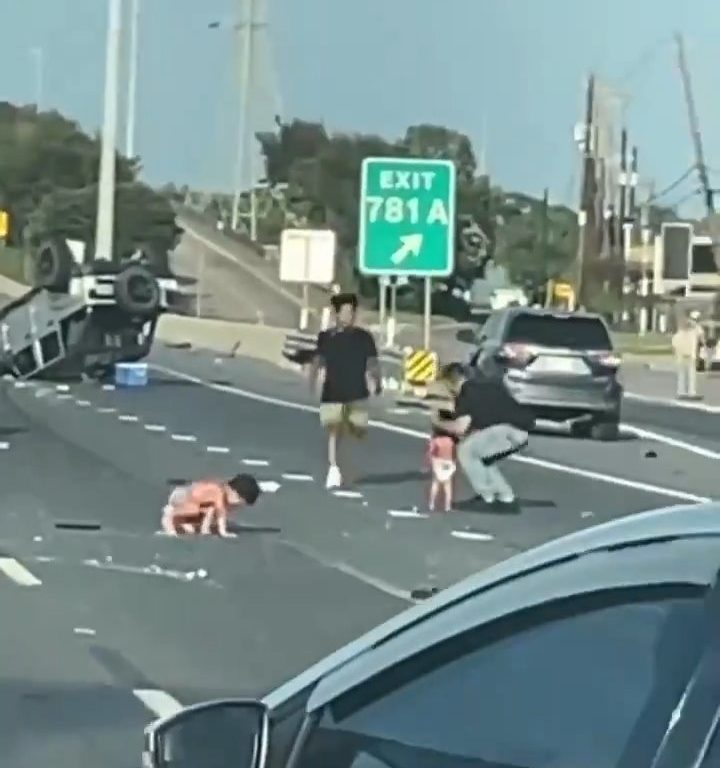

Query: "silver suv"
(469, 307), (623, 440)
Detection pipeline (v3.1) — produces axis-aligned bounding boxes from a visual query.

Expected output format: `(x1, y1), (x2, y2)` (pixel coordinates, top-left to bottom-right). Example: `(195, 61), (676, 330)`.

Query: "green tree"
(0, 101), (178, 272)
(26, 182), (181, 274)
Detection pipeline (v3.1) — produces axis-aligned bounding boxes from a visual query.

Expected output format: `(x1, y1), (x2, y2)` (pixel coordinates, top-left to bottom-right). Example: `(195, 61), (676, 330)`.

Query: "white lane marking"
(0, 442), (9, 450)
(281, 473), (314, 481)
(242, 458), (270, 466)
(259, 480), (281, 493)
(389, 407), (410, 415)
(280, 539), (414, 602)
(625, 391), (720, 413)
(97, 406), (117, 414)
(171, 433), (197, 442)
(388, 509), (429, 519)
(118, 414), (139, 422)
(624, 423), (720, 461)
(75, 399), (91, 407)
(55, 384), (70, 392)
(144, 424), (166, 432)
(151, 365), (711, 503)
(13, 381), (29, 389)
(73, 627), (96, 636)
(451, 530), (495, 542)
(102, 384), (115, 391)
(0, 557), (42, 586)
(133, 689), (184, 718)
(206, 445), (230, 454)
(56, 393), (73, 400)
(333, 490), (364, 499)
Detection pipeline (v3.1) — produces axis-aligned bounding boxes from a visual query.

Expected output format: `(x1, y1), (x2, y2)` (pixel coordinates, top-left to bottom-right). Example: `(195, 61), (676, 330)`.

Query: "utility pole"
(638, 181), (654, 335)
(611, 127), (628, 301)
(231, 0), (255, 233)
(574, 74), (596, 308)
(95, 0), (123, 263)
(675, 32), (720, 268)
(126, 0), (140, 158)
(628, 146), (638, 216)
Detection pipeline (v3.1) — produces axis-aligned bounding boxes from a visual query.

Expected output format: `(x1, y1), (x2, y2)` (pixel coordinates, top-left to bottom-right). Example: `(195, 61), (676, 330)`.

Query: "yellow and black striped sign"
(403, 348), (438, 386)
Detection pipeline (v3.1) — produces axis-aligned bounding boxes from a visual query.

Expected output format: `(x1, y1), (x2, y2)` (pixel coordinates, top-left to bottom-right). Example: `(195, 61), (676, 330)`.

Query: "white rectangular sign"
(279, 228), (336, 285)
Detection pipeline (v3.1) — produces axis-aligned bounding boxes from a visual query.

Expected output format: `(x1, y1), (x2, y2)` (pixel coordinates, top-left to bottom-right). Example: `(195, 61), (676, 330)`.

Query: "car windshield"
(506, 314), (612, 350)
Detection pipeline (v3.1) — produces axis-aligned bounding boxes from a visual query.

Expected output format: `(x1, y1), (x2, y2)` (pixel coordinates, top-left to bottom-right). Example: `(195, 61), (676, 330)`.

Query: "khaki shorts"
(319, 400), (369, 436)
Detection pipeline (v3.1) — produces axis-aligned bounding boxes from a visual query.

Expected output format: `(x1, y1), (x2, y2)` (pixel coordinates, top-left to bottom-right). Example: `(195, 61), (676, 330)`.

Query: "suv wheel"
(570, 417), (620, 441)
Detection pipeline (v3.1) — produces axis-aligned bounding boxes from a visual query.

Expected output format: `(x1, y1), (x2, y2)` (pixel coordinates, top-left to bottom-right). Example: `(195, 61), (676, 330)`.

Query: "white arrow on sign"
(259, 480), (281, 493)
(390, 233), (423, 266)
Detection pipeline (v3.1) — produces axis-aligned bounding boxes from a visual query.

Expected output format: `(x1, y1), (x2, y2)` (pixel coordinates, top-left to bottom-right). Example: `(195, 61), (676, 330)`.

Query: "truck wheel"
(32, 239), (73, 292)
(590, 419), (620, 441)
(114, 265), (161, 316)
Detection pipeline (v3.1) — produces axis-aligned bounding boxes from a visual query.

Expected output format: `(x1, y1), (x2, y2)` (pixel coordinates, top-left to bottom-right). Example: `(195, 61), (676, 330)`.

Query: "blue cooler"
(115, 362), (148, 387)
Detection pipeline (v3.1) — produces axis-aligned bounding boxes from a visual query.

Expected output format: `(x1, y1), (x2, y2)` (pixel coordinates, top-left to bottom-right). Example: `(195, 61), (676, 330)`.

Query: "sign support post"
(378, 277), (387, 345)
(388, 278), (398, 348)
(423, 277), (432, 350)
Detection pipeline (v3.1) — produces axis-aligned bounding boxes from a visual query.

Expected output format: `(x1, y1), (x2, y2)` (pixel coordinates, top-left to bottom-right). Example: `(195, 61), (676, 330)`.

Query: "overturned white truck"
(0, 239), (177, 380)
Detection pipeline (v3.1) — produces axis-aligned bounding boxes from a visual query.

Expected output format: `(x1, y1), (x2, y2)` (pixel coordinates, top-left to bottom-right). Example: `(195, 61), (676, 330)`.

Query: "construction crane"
(675, 32), (720, 269)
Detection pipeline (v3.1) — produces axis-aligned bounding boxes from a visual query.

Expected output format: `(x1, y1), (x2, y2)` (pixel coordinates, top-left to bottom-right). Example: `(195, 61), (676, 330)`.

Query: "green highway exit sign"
(358, 157), (456, 277)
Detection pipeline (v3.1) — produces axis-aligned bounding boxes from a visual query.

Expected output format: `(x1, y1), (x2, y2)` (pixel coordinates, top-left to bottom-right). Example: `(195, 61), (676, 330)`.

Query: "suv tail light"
(498, 342), (534, 367)
(590, 351), (621, 368)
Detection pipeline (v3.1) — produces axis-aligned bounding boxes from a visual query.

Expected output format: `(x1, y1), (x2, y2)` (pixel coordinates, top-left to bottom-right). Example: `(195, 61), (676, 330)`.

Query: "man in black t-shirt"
(432, 363), (530, 505)
(309, 293), (382, 489)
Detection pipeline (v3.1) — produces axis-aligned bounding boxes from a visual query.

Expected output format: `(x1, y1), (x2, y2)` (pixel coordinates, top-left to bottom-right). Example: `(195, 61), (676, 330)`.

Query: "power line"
(648, 166), (695, 204)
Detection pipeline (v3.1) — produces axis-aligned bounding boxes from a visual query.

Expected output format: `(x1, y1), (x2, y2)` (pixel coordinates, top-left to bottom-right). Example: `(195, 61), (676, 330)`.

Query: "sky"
(2, 0), (720, 213)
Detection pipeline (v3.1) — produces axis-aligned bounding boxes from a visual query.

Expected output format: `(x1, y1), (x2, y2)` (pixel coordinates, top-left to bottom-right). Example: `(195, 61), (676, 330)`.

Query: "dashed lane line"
(0, 557), (42, 586)
(144, 424), (167, 432)
(118, 414), (139, 423)
(206, 445), (230, 454)
(170, 434), (197, 443)
(150, 364), (714, 505)
(282, 473), (314, 481)
(242, 458), (270, 466)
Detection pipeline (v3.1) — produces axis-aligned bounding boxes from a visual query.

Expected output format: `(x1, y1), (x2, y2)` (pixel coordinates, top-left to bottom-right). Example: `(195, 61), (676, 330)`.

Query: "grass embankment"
(612, 331), (672, 356)
(0, 245), (28, 285)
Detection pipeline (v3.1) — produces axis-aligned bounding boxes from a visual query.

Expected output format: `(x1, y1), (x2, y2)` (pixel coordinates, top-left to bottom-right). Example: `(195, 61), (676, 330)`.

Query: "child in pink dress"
(426, 435), (456, 513)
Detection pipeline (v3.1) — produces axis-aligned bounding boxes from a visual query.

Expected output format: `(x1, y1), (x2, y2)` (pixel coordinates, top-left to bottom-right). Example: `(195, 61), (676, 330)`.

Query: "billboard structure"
(652, 222), (720, 295)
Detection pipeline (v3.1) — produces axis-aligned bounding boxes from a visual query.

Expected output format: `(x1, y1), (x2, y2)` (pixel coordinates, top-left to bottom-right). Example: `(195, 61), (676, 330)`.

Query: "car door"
(285, 534), (720, 768)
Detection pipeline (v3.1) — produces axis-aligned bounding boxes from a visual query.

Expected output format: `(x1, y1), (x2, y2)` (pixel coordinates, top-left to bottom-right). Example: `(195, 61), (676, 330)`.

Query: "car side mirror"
(143, 699), (270, 768)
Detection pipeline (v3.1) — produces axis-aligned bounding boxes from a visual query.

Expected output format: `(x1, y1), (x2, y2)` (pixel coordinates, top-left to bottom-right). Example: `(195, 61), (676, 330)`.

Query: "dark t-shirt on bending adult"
(454, 377), (532, 433)
(316, 326), (378, 403)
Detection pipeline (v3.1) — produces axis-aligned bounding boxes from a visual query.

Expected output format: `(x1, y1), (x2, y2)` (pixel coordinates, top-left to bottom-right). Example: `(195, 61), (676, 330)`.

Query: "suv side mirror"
(143, 699), (270, 768)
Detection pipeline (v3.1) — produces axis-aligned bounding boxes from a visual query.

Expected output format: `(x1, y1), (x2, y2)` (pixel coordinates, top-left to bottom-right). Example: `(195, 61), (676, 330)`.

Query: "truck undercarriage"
(0, 240), (177, 380)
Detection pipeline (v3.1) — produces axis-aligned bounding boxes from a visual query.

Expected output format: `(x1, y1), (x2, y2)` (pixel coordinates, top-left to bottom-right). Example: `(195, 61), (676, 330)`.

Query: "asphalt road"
(1, 342), (718, 766)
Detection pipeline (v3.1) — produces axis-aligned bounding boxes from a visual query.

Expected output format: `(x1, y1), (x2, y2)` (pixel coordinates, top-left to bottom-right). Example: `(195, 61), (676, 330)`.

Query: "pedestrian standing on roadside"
(309, 292), (382, 489)
(432, 362), (531, 507)
(672, 310), (705, 399)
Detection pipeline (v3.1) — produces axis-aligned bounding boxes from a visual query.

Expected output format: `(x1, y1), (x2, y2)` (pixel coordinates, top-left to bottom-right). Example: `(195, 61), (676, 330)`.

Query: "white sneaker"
(325, 465), (342, 489)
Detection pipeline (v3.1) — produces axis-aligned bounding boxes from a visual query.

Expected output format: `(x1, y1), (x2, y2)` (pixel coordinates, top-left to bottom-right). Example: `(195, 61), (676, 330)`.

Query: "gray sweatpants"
(457, 424), (528, 503)
(675, 356), (698, 398)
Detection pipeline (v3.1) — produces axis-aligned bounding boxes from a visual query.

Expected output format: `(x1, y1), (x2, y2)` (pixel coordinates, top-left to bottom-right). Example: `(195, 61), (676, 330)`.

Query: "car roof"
(262, 501), (720, 710)
(501, 306), (606, 322)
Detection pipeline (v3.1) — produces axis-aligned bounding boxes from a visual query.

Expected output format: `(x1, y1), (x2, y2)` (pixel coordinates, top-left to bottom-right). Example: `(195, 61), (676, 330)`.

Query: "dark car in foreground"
(145, 502), (720, 768)
(468, 306), (623, 440)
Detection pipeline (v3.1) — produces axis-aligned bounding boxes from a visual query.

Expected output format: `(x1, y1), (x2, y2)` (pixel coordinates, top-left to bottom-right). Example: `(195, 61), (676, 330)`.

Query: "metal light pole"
(126, 0), (140, 158)
(95, 0), (123, 262)
(30, 47), (43, 110)
(231, 0), (255, 232)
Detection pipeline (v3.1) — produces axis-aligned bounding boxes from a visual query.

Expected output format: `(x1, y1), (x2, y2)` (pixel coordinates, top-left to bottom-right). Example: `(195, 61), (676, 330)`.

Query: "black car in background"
(469, 307), (623, 440)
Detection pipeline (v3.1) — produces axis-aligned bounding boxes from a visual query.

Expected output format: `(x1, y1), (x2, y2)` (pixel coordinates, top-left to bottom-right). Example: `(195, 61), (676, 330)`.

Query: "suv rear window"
(506, 313), (612, 350)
